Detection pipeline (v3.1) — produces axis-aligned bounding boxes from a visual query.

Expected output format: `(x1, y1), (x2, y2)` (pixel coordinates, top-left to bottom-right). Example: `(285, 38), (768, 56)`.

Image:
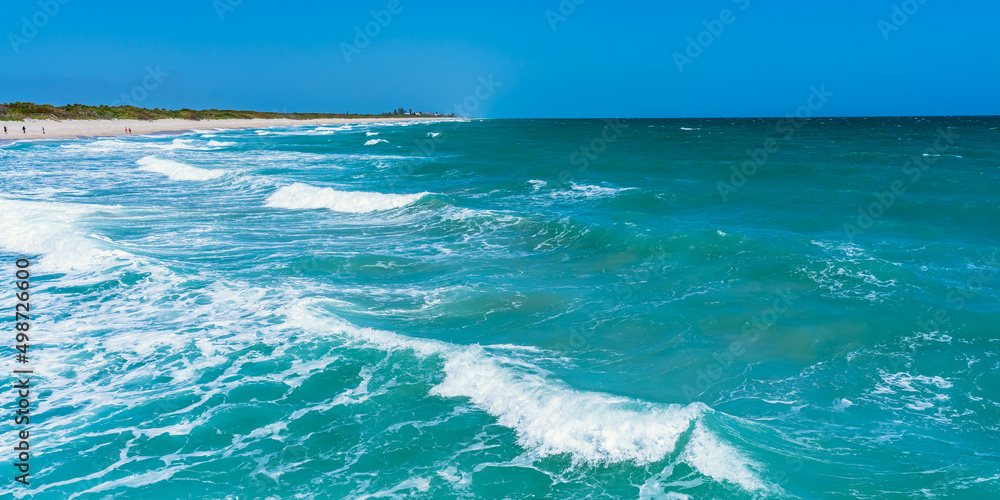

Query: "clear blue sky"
(2, 0), (997, 118)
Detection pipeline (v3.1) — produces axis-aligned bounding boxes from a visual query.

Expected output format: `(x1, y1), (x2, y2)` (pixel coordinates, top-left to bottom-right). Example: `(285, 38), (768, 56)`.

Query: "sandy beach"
(0, 116), (452, 141)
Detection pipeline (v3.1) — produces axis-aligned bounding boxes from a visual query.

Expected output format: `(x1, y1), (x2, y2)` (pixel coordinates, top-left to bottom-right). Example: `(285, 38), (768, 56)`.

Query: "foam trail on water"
(0, 198), (132, 273)
(150, 138), (221, 151)
(289, 299), (774, 493)
(265, 182), (428, 213)
(549, 182), (635, 202)
(137, 156), (225, 181)
(364, 138), (389, 146)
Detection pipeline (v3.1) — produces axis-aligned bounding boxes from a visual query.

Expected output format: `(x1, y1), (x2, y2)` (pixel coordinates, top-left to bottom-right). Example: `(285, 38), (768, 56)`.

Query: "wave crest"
(265, 183), (429, 213)
(288, 300), (775, 493)
(432, 346), (705, 464)
(137, 156), (225, 181)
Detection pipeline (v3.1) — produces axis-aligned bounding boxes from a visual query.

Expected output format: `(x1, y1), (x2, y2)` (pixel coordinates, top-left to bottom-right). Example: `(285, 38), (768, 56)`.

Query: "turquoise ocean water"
(0, 117), (998, 499)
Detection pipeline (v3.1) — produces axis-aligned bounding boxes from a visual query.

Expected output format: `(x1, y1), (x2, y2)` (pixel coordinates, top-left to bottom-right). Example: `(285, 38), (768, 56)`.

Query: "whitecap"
(137, 156), (225, 181)
(680, 422), (773, 493)
(265, 182), (428, 213)
(60, 139), (134, 153)
(832, 398), (853, 411)
(287, 300), (777, 494)
(364, 138), (389, 146)
(0, 198), (132, 272)
(149, 138), (214, 151)
(431, 345), (704, 464)
(550, 182), (634, 201)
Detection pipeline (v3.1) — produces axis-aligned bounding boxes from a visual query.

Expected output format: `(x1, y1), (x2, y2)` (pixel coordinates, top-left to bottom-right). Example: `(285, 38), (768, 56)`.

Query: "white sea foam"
(137, 156), (225, 181)
(358, 476), (431, 499)
(364, 138), (389, 146)
(287, 299), (773, 493)
(550, 182), (633, 201)
(432, 345), (704, 464)
(265, 183), (429, 213)
(206, 140), (235, 147)
(366, 131), (380, 136)
(61, 139), (136, 153)
(809, 240), (870, 260)
(0, 198), (132, 272)
(639, 485), (690, 500)
(304, 126), (350, 136)
(870, 371), (954, 419)
(833, 398), (854, 411)
(291, 304), (702, 465)
(873, 372), (953, 394)
(61, 138), (225, 154)
(680, 422), (773, 493)
(427, 132), (441, 138)
(250, 125), (354, 138)
(150, 138), (215, 151)
(802, 240), (900, 302)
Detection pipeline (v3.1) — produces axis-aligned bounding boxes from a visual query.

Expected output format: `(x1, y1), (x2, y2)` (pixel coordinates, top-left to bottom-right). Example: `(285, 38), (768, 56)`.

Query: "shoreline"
(0, 116), (455, 141)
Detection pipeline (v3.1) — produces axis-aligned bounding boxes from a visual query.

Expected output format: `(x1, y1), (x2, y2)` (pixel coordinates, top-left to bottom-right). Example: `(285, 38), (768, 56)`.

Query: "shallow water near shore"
(1, 117), (998, 499)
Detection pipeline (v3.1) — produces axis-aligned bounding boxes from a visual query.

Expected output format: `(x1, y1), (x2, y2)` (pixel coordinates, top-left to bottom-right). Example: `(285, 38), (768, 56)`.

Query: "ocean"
(0, 117), (997, 499)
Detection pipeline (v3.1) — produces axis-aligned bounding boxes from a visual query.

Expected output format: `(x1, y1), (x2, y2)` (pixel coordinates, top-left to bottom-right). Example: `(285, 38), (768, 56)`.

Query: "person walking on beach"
(42, 127), (45, 135)
(22, 126), (26, 133)
(3, 126), (6, 134)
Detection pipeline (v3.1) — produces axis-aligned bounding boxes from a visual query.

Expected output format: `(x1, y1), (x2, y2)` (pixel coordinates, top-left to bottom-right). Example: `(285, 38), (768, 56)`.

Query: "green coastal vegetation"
(0, 102), (450, 121)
